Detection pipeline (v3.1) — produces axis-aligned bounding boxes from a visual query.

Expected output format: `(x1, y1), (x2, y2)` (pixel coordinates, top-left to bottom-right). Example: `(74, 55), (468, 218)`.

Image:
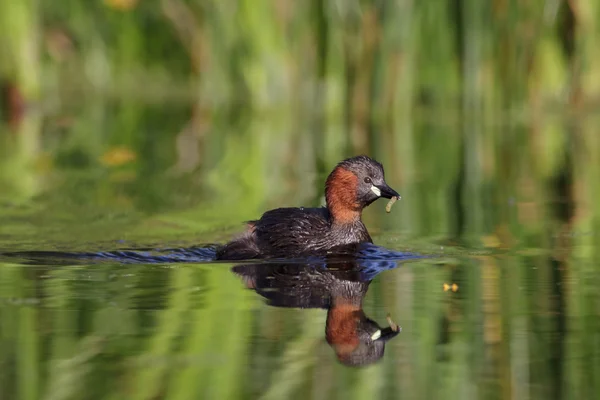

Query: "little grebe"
(216, 155), (400, 260)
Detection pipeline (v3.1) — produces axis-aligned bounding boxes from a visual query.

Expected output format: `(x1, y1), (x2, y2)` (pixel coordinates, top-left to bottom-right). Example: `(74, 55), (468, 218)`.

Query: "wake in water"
(0, 242), (426, 273)
(0, 245), (219, 265)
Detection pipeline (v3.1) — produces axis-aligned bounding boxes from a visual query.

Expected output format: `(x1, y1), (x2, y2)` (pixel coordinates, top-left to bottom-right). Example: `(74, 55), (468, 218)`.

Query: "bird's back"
(216, 206), (372, 260)
(253, 207), (332, 257)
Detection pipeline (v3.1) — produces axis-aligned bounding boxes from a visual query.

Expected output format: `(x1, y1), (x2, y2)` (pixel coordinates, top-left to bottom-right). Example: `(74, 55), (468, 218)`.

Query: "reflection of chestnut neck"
(325, 296), (365, 353)
(325, 167), (361, 224)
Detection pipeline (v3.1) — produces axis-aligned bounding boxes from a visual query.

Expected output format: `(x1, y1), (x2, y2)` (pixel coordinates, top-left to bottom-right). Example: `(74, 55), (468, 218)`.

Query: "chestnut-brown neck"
(325, 167), (361, 224)
(325, 302), (363, 353)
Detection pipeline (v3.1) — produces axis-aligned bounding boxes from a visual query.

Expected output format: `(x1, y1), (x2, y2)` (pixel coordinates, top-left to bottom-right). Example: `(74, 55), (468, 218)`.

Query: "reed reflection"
(232, 257), (401, 367)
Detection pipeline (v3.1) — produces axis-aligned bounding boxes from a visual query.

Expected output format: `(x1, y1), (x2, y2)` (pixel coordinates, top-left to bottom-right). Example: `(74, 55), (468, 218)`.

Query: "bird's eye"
(364, 177), (372, 184)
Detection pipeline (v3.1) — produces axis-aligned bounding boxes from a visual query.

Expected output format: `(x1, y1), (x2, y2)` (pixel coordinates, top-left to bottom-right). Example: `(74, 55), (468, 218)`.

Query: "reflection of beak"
(374, 326), (400, 342)
(370, 314), (402, 341)
(374, 183), (400, 199)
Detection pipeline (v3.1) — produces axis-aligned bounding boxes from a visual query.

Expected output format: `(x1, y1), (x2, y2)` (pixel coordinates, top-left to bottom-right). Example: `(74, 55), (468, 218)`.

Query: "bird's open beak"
(373, 183), (400, 200)
(370, 326), (401, 342)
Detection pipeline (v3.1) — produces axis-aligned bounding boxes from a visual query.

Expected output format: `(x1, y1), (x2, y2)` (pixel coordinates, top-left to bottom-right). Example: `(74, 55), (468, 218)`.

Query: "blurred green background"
(1, 0), (600, 399)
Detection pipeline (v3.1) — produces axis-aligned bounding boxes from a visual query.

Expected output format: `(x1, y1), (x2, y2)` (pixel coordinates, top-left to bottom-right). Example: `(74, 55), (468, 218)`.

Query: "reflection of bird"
(217, 156), (400, 260)
(232, 258), (401, 367)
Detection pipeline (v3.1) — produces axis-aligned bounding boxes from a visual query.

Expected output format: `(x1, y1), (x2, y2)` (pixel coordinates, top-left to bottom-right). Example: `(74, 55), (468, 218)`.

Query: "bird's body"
(216, 156), (399, 260)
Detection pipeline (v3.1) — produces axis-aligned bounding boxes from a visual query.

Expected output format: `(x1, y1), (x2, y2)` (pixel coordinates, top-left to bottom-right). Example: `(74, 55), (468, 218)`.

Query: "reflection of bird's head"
(326, 300), (400, 367)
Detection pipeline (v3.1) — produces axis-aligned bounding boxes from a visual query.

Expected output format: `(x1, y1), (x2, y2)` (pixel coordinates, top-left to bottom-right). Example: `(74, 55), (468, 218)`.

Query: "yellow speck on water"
(443, 283), (459, 292)
(100, 147), (137, 166)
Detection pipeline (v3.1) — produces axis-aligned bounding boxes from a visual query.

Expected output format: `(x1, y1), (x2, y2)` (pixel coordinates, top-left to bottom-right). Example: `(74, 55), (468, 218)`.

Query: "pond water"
(1, 104), (599, 400)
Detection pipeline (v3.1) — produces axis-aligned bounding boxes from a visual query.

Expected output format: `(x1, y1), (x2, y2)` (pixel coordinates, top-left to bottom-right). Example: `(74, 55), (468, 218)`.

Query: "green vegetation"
(1, 0), (600, 399)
